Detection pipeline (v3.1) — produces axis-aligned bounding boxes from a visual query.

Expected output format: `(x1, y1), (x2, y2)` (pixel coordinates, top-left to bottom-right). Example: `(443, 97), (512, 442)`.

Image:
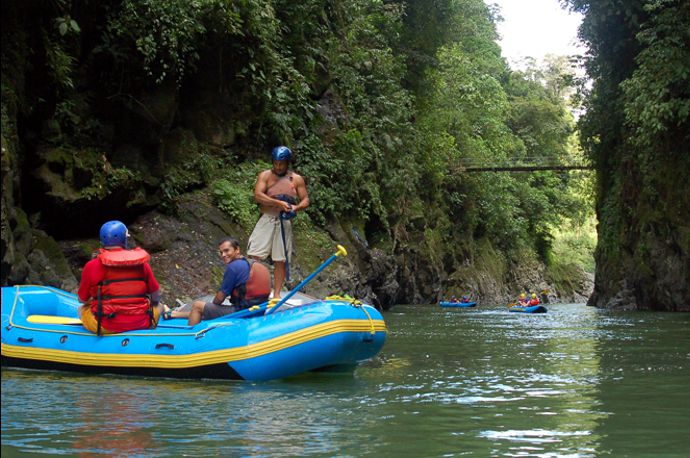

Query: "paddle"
(27, 315), (83, 325)
(26, 314), (194, 329)
(279, 215), (290, 282)
(264, 244), (348, 316)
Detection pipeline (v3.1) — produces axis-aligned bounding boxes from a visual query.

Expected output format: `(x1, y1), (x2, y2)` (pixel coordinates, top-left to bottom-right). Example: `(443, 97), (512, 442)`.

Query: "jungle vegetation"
(2, 0), (685, 309)
(564, 0), (689, 310)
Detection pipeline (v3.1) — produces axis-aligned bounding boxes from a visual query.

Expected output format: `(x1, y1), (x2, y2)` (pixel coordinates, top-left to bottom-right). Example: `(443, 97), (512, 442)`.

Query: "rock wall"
(588, 153), (690, 312)
(44, 191), (592, 310)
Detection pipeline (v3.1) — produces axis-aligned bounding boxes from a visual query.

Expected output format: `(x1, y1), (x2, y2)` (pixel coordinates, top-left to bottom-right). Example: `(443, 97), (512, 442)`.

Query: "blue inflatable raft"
(1, 285), (387, 381)
(439, 301), (477, 308)
(509, 304), (547, 314)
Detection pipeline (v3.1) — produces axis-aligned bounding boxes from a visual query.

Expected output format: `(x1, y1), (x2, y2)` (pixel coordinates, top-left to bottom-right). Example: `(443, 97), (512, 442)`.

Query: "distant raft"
(1, 285), (387, 381)
(509, 304), (547, 314)
(439, 301), (478, 308)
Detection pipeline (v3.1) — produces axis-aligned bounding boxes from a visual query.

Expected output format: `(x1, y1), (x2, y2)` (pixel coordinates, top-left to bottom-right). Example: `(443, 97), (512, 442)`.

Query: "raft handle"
(155, 343), (175, 350)
(17, 337), (33, 343)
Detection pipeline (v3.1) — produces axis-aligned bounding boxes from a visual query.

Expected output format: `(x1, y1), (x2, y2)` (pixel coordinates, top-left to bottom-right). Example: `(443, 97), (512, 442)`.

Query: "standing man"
(247, 146), (310, 299)
(78, 220), (163, 335)
(164, 237), (271, 325)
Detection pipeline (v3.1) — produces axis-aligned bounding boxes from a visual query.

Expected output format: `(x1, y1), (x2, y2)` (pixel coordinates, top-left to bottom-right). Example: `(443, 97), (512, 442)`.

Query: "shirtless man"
(247, 146), (310, 299)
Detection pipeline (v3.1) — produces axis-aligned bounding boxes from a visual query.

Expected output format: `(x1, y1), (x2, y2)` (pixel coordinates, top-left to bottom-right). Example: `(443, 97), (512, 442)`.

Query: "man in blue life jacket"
(164, 237), (271, 325)
(247, 146), (310, 299)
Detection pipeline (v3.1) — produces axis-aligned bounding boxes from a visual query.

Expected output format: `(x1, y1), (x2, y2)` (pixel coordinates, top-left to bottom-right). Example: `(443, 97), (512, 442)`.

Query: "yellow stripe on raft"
(27, 315), (83, 325)
(1, 319), (387, 369)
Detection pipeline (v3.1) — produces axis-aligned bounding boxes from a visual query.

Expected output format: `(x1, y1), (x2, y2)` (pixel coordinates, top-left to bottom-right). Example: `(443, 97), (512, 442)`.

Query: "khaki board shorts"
(247, 213), (292, 262)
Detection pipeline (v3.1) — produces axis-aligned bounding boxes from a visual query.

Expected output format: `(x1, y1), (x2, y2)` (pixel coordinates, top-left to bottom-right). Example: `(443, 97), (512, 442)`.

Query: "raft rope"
(324, 294), (376, 335)
(7, 285), (201, 337)
(7, 285), (379, 339)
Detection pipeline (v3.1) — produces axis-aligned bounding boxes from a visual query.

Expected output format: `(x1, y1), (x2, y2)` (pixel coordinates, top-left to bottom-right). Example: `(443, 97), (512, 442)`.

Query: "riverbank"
(39, 188), (592, 309)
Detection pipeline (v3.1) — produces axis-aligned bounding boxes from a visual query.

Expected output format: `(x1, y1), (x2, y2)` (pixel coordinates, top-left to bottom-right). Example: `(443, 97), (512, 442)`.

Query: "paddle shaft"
(264, 245), (347, 315)
(279, 216), (290, 282)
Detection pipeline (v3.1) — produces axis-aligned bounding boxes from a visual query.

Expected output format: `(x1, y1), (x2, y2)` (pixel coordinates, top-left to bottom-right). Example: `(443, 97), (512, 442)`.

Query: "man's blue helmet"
(271, 146), (292, 162)
(100, 220), (128, 248)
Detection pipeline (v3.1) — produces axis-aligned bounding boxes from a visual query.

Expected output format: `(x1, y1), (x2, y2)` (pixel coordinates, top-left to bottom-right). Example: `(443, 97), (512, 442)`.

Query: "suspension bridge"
(457, 156), (593, 172)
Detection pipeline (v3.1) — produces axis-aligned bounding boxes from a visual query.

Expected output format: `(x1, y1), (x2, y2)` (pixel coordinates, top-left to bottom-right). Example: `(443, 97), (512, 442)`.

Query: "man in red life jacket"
(246, 146), (310, 299)
(529, 293), (541, 306)
(164, 237), (271, 325)
(78, 220), (162, 335)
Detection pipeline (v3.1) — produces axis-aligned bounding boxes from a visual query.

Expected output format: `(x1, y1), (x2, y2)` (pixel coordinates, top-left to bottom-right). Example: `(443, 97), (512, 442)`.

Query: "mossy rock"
(27, 230), (78, 291)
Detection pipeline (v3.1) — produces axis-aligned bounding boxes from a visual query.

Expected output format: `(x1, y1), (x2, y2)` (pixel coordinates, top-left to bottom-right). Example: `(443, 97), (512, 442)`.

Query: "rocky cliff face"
(40, 191), (591, 310)
(588, 154), (690, 311)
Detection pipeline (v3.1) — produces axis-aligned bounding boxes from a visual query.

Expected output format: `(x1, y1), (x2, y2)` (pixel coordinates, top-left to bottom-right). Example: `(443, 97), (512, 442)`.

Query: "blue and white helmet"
(271, 146), (292, 162)
(99, 220), (129, 248)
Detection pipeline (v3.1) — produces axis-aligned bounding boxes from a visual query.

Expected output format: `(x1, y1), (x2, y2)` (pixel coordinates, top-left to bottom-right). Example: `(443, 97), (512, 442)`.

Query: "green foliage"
(236, 1), (314, 142)
(1, 0), (602, 299)
(41, 147), (146, 204)
(620, 0), (690, 148)
(552, 215), (597, 272)
(105, 0), (211, 85)
(293, 223), (333, 271)
(211, 178), (256, 229)
(160, 153), (224, 209)
(290, 0), (414, 231)
(44, 36), (75, 91)
(210, 161), (266, 229)
(81, 167), (144, 203)
(562, 0), (689, 308)
(55, 16), (80, 36)
(545, 261), (583, 297)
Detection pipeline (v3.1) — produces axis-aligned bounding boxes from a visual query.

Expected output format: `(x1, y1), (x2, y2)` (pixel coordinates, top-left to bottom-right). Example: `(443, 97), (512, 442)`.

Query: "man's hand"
(277, 200), (293, 212)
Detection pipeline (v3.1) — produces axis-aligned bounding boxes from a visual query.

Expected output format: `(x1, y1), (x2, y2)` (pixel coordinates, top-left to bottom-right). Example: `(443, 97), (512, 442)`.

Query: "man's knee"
(192, 300), (205, 312)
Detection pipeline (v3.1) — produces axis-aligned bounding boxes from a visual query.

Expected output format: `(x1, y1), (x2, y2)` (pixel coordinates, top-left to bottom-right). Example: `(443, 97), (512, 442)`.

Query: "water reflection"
(3, 304), (690, 456)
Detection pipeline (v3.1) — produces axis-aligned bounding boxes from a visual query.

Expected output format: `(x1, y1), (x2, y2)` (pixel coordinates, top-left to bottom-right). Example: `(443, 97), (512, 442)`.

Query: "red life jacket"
(231, 259), (271, 308)
(90, 247), (152, 333)
(529, 298), (540, 305)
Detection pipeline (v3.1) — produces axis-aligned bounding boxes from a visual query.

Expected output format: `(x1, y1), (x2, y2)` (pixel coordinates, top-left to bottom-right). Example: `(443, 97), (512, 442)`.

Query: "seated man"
(165, 237), (271, 325)
(461, 295), (471, 303)
(529, 293), (541, 306)
(78, 220), (163, 335)
(517, 293), (529, 306)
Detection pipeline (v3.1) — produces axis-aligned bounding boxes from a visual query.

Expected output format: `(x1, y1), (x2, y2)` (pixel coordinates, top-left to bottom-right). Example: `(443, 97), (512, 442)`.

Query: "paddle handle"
(265, 245), (347, 315)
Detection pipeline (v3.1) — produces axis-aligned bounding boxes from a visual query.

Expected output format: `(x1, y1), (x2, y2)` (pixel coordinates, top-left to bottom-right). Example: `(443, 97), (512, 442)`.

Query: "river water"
(2, 303), (689, 457)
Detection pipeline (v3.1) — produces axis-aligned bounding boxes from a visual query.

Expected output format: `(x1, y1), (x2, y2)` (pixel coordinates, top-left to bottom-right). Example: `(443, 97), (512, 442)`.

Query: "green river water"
(2, 303), (689, 457)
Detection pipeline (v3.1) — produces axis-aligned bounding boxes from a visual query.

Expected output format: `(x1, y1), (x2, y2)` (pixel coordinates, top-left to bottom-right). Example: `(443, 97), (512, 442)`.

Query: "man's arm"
(77, 261), (96, 302)
(214, 264), (238, 305)
(292, 174), (310, 212)
(212, 290), (227, 305)
(143, 263), (161, 305)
